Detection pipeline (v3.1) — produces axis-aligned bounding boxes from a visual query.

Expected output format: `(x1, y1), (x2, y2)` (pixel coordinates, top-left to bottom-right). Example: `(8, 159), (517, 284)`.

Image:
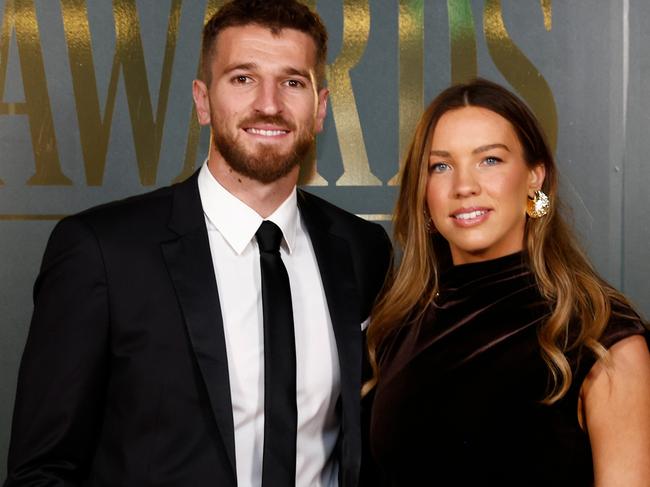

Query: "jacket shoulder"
(53, 176), (197, 246)
(297, 189), (387, 237)
(77, 184), (175, 223)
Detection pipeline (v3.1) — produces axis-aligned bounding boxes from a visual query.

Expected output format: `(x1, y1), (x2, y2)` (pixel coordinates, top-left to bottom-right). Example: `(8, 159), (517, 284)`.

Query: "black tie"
(256, 220), (297, 486)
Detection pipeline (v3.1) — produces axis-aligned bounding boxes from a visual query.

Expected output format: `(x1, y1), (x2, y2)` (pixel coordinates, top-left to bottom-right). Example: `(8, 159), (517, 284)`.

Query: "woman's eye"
(429, 162), (450, 173)
(482, 156), (502, 166)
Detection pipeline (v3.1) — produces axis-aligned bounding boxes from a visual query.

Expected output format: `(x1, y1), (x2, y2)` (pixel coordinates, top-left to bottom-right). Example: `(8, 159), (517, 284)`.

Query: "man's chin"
(226, 151), (299, 184)
(240, 162), (298, 184)
(213, 131), (313, 184)
(246, 145), (292, 160)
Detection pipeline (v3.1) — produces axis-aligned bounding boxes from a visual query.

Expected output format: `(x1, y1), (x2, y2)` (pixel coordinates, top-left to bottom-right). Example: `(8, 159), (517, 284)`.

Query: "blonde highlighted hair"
(365, 79), (634, 403)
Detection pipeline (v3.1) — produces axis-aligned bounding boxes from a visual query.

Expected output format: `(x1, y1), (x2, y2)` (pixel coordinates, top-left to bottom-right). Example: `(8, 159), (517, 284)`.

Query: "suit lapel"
(159, 181), (365, 484)
(297, 191), (363, 485)
(160, 173), (237, 478)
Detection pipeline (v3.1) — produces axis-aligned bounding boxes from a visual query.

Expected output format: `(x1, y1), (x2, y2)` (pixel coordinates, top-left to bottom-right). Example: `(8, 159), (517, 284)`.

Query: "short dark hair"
(201, 0), (328, 88)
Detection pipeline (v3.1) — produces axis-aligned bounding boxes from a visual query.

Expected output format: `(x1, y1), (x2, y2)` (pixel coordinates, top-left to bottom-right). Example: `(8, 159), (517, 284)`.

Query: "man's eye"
(286, 79), (304, 88)
(233, 75), (251, 84)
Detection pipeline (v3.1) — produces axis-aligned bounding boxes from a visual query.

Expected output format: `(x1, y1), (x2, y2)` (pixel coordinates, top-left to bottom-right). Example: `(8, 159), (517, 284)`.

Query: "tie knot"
(256, 221), (283, 253)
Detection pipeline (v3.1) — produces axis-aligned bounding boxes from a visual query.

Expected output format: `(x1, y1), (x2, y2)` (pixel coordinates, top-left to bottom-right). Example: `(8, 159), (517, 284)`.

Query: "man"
(4, 1), (391, 486)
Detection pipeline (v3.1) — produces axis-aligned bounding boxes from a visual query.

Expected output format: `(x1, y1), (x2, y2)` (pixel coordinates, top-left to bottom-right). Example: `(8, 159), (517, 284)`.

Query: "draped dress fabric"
(369, 252), (649, 487)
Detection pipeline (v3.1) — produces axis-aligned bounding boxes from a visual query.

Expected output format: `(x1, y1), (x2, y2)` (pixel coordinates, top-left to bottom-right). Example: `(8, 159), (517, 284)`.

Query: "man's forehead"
(212, 24), (317, 64)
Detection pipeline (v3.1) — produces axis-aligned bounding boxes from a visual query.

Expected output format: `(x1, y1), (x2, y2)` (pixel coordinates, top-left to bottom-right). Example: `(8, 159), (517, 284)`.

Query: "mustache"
(239, 114), (296, 131)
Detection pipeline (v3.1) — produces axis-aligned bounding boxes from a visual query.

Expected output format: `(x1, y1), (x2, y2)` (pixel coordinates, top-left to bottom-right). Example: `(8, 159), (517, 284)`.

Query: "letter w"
(61, 0), (181, 185)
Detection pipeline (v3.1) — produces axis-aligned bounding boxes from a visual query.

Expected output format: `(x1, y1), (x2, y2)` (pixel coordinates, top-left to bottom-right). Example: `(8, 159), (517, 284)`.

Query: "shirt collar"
(198, 162), (298, 255)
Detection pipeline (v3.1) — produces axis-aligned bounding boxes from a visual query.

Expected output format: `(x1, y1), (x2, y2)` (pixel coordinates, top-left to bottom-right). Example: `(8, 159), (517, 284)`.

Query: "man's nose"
(253, 81), (282, 116)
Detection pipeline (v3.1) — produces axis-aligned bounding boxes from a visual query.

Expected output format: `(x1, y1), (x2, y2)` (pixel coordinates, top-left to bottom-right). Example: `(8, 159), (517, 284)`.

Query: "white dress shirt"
(198, 163), (341, 487)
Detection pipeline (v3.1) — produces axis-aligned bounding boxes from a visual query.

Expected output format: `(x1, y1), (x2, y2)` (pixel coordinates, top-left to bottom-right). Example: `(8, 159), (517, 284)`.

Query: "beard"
(212, 113), (315, 184)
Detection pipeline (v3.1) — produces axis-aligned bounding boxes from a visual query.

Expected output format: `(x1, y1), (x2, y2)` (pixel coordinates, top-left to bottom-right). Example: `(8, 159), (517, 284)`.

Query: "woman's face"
(426, 106), (545, 265)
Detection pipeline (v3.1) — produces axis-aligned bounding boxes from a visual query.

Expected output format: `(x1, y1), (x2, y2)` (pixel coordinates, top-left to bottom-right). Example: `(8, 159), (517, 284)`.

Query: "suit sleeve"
(374, 224), (392, 298)
(5, 217), (110, 486)
(359, 222), (392, 487)
(359, 222), (393, 321)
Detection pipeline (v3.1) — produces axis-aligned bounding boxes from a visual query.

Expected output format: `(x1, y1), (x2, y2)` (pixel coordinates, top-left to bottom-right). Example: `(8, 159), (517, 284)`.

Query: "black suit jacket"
(5, 172), (392, 487)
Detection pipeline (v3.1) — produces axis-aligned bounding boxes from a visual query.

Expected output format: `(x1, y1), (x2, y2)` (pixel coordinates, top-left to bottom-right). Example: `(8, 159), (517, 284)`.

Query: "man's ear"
(192, 79), (211, 126)
(314, 88), (329, 134)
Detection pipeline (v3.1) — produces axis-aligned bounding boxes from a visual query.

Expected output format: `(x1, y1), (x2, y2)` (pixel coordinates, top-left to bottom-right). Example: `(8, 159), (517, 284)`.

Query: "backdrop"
(1, 0), (649, 477)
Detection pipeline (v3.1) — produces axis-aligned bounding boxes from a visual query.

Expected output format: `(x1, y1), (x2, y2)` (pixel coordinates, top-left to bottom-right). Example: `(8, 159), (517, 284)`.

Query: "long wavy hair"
(365, 78), (635, 403)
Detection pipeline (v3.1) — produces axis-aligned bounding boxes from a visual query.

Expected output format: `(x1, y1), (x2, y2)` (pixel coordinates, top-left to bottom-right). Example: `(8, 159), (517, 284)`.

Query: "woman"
(366, 79), (650, 486)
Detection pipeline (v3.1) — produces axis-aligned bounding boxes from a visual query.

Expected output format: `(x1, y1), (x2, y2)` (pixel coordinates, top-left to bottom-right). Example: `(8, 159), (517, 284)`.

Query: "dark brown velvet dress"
(369, 252), (649, 486)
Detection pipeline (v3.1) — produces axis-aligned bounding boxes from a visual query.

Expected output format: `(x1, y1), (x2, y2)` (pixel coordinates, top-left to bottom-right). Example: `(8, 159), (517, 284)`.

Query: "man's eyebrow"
(222, 62), (257, 74)
(220, 63), (312, 81)
(472, 143), (510, 154)
(283, 67), (312, 80)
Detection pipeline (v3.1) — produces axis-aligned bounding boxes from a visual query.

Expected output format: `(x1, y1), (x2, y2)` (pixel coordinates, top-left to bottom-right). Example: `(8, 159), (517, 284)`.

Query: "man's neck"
(207, 156), (298, 219)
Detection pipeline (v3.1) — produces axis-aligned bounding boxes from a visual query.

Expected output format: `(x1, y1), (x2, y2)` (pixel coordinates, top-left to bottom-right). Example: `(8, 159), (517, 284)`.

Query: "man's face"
(193, 24), (328, 184)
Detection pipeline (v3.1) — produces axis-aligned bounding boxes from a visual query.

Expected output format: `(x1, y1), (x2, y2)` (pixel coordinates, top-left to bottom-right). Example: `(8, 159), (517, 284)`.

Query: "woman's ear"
(528, 163), (546, 196)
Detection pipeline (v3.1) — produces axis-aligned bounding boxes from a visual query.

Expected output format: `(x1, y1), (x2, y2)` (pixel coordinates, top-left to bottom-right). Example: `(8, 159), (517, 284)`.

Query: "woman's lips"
(450, 207), (491, 227)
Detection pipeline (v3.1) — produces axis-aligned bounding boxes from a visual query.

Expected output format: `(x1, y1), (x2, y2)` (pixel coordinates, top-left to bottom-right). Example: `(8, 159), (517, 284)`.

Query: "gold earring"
(526, 190), (550, 218)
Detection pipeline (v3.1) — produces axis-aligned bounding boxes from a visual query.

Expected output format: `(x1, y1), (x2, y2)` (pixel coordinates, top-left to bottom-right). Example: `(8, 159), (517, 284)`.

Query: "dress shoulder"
(599, 298), (649, 349)
(573, 299), (649, 390)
